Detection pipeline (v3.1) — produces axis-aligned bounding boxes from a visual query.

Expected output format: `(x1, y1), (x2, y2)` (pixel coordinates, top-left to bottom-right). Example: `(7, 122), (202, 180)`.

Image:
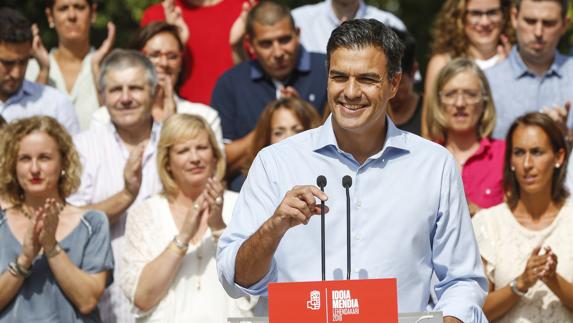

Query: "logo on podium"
(269, 278), (398, 323)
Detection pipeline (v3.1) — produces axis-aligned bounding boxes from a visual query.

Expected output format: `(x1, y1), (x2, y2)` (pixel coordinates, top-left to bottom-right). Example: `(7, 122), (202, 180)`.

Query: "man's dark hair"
(327, 19), (404, 81)
(391, 28), (416, 75)
(246, 0), (296, 39)
(0, 7), (32, 44)
(514, 0), (569, 18)
(45, 0), (95, 9)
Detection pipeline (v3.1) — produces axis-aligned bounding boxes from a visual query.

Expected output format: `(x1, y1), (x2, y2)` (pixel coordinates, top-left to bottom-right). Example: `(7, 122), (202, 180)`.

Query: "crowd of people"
(0, 0), (572, 322)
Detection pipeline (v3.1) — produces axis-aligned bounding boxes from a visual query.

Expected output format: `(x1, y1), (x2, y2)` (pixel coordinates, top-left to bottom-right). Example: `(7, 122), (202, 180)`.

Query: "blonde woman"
(120, 114), (256, 322)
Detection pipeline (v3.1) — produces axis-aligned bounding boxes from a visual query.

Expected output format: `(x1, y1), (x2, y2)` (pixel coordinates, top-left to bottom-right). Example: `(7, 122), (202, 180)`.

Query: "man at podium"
(217, 18), (488, 323)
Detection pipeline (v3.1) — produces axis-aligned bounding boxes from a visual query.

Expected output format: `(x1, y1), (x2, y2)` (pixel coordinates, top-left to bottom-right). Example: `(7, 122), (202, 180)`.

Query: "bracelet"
(211, 228), (225, 241)
(8, 257), (31, 278)
(168, 241), (187, 257)
(173, 236), (189, 250)
(45, 243), (62, 258)
(510, 278), (527, 297)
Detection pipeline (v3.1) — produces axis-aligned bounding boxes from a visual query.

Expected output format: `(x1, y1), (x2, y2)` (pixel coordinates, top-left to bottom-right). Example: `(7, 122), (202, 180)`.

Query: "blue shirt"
(0, 210), (113, 322)
(217, 116), (488, 321)
(486, 46), (573, 139)
(211, 46), (327, 142)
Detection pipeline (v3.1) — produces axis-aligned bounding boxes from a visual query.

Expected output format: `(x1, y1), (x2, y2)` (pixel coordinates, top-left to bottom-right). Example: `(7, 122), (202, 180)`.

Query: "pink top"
(461, 138), (505, 208)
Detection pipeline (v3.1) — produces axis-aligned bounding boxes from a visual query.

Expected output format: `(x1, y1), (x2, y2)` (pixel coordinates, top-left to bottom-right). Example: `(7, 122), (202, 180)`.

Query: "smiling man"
(67, 49), (162, 323)
(486, 0), (572, 139)
(217, 19), (488, 321)
(211, 0), (327, 192)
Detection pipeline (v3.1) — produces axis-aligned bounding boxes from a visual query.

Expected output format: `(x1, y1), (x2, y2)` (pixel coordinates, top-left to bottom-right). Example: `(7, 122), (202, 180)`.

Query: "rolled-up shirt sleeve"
(431, 154), (489, 322)
(217, 148), (281, 298)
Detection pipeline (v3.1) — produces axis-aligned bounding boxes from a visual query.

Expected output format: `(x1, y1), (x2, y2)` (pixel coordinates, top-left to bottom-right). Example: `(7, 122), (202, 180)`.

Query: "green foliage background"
(5, 0), (573, 79)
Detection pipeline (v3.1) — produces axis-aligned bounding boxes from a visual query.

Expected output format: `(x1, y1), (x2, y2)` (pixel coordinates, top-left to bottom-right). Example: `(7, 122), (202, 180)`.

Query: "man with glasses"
(211, 1), (327, 192)
(485, 0), (572, 139)
(0, 7), (79, 134)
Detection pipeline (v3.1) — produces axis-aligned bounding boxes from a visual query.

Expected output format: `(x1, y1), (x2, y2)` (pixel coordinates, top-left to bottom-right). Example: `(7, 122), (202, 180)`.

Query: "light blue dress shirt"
(0, 80), (80, 134)
(486, 46), (573, 139)
(217, 116), (488, 322)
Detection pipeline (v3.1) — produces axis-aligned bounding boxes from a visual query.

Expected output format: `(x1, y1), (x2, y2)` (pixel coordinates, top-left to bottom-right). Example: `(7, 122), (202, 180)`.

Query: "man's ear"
(245, 34), (255, 57)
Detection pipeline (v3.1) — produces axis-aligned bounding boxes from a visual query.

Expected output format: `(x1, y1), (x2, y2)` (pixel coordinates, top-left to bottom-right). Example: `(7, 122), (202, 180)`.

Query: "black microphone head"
(316, 175), (327, 189)
(342, 175), (352, 188)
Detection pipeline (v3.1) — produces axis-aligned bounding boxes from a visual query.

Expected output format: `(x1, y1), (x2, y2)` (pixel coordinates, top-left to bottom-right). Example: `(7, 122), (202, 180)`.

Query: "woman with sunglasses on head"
(422, 0), (513, 137)
(473, 112), (573, 322)
(427, 58), (504, 215)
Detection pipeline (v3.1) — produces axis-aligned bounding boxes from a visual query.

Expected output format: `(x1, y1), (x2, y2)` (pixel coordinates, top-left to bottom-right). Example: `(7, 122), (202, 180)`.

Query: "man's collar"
(510, 45), (565, 79)
(313, 115), (410, 160)
(325, 0), (367, 25)
(250, 45), (311, 81)
(3, 80), (34, 105)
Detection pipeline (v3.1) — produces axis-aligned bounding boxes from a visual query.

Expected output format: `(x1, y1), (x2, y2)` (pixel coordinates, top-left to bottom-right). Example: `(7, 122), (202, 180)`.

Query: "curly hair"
(156, 114), (226, 200)
(426, 58), (497, 142)
(431, 0), (514, 57)
(0, 116), (81, 206)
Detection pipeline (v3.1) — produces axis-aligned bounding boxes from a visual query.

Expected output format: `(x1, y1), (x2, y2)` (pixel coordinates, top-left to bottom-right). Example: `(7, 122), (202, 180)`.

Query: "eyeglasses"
(465, 7), (502, 25)
(143, 50), (181, 62)
(439, 89), (486, 105)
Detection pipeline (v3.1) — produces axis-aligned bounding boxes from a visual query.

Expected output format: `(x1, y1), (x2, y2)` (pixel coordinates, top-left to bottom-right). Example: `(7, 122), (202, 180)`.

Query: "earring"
(510, 166), (516, 172)
(60, 169), (66, 177)
(555, 163), (561, 169)
(49, 22), (55, 29)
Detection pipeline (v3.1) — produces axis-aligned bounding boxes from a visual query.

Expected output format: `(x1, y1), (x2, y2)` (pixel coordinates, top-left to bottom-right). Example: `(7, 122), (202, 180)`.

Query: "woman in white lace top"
(472, 112), (573, 322)
(120, 114), (256, 322)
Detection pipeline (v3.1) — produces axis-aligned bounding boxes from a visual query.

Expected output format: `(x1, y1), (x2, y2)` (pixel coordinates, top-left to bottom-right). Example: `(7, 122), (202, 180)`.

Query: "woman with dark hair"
(90, 21), (223, 148)
(232, 97), (320, 191)
(0, 116), (113, 322)
(26, 0), (115, 130)
(473, 112), (573, 322)
(422, 0), (513, 137)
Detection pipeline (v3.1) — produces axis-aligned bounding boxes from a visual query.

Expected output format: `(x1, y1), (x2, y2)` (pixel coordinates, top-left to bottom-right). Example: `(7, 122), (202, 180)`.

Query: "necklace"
(17, 203), (66, 220)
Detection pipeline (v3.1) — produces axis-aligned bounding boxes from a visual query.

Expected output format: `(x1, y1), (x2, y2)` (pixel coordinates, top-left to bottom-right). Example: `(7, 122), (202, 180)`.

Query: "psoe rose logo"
(306, 290), (321, 310)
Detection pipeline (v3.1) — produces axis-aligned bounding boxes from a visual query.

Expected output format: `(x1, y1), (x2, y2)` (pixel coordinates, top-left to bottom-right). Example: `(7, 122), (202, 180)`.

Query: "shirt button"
(356, 201), (362, 208)
(354, 234), (361, 240)
(485, 188), (491, 195)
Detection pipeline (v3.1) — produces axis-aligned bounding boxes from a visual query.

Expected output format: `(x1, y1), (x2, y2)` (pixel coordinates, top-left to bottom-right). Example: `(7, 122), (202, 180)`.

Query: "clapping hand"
(538, 246), (558, 282)
(204, 177), (226, 231)
(37, 198), (63, 252)
(516, 246), (548, 293)
(152, 77), (177, 123)
(540, 101), (571, 134)
(30, 24), (50, 73)
(178, 193), (207, 243)
(163, 0), (189, 44)
(123, 142), (146, 200)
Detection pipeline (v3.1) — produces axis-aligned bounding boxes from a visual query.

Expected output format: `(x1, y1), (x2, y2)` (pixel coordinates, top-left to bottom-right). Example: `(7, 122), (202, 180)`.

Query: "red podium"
(268, 278), (398, 323)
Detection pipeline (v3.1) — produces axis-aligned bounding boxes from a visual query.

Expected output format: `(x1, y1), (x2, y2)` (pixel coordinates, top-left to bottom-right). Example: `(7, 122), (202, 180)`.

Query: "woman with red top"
(427, 58), (505, 215)
(140, 0), (249, 105)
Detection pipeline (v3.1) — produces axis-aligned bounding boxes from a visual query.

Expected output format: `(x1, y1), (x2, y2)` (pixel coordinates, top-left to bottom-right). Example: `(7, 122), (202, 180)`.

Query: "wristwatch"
(45, 243), (62, 258)
(510, 279), (527, 297)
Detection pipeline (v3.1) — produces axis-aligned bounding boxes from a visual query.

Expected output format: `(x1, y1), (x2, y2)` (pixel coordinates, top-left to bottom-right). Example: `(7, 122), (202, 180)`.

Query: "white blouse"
(120, 192), (257, 322)
(472, 202), (573, 322)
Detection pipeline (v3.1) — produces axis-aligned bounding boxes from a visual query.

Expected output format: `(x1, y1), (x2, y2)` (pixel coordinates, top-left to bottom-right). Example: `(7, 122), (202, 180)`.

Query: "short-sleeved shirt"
(211, 46), (327, 142)
(460, 138), (505, 209)
(0, 80), (80, 134)
(485, 46), (573, 139)
(292, 0), (406, 53)
(0, 210), (114, 323)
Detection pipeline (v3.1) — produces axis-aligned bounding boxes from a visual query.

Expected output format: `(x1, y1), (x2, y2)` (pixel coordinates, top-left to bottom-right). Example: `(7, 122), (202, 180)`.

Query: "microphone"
(342, 175), (352, 280)
(316, 175), (327, 281)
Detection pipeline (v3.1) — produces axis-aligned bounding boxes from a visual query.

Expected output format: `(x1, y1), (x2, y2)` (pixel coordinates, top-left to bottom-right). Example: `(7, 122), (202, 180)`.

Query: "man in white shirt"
(68, 49), (163, 323)
(0, 7), (79, 134)
(292, 0), (406, 53)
